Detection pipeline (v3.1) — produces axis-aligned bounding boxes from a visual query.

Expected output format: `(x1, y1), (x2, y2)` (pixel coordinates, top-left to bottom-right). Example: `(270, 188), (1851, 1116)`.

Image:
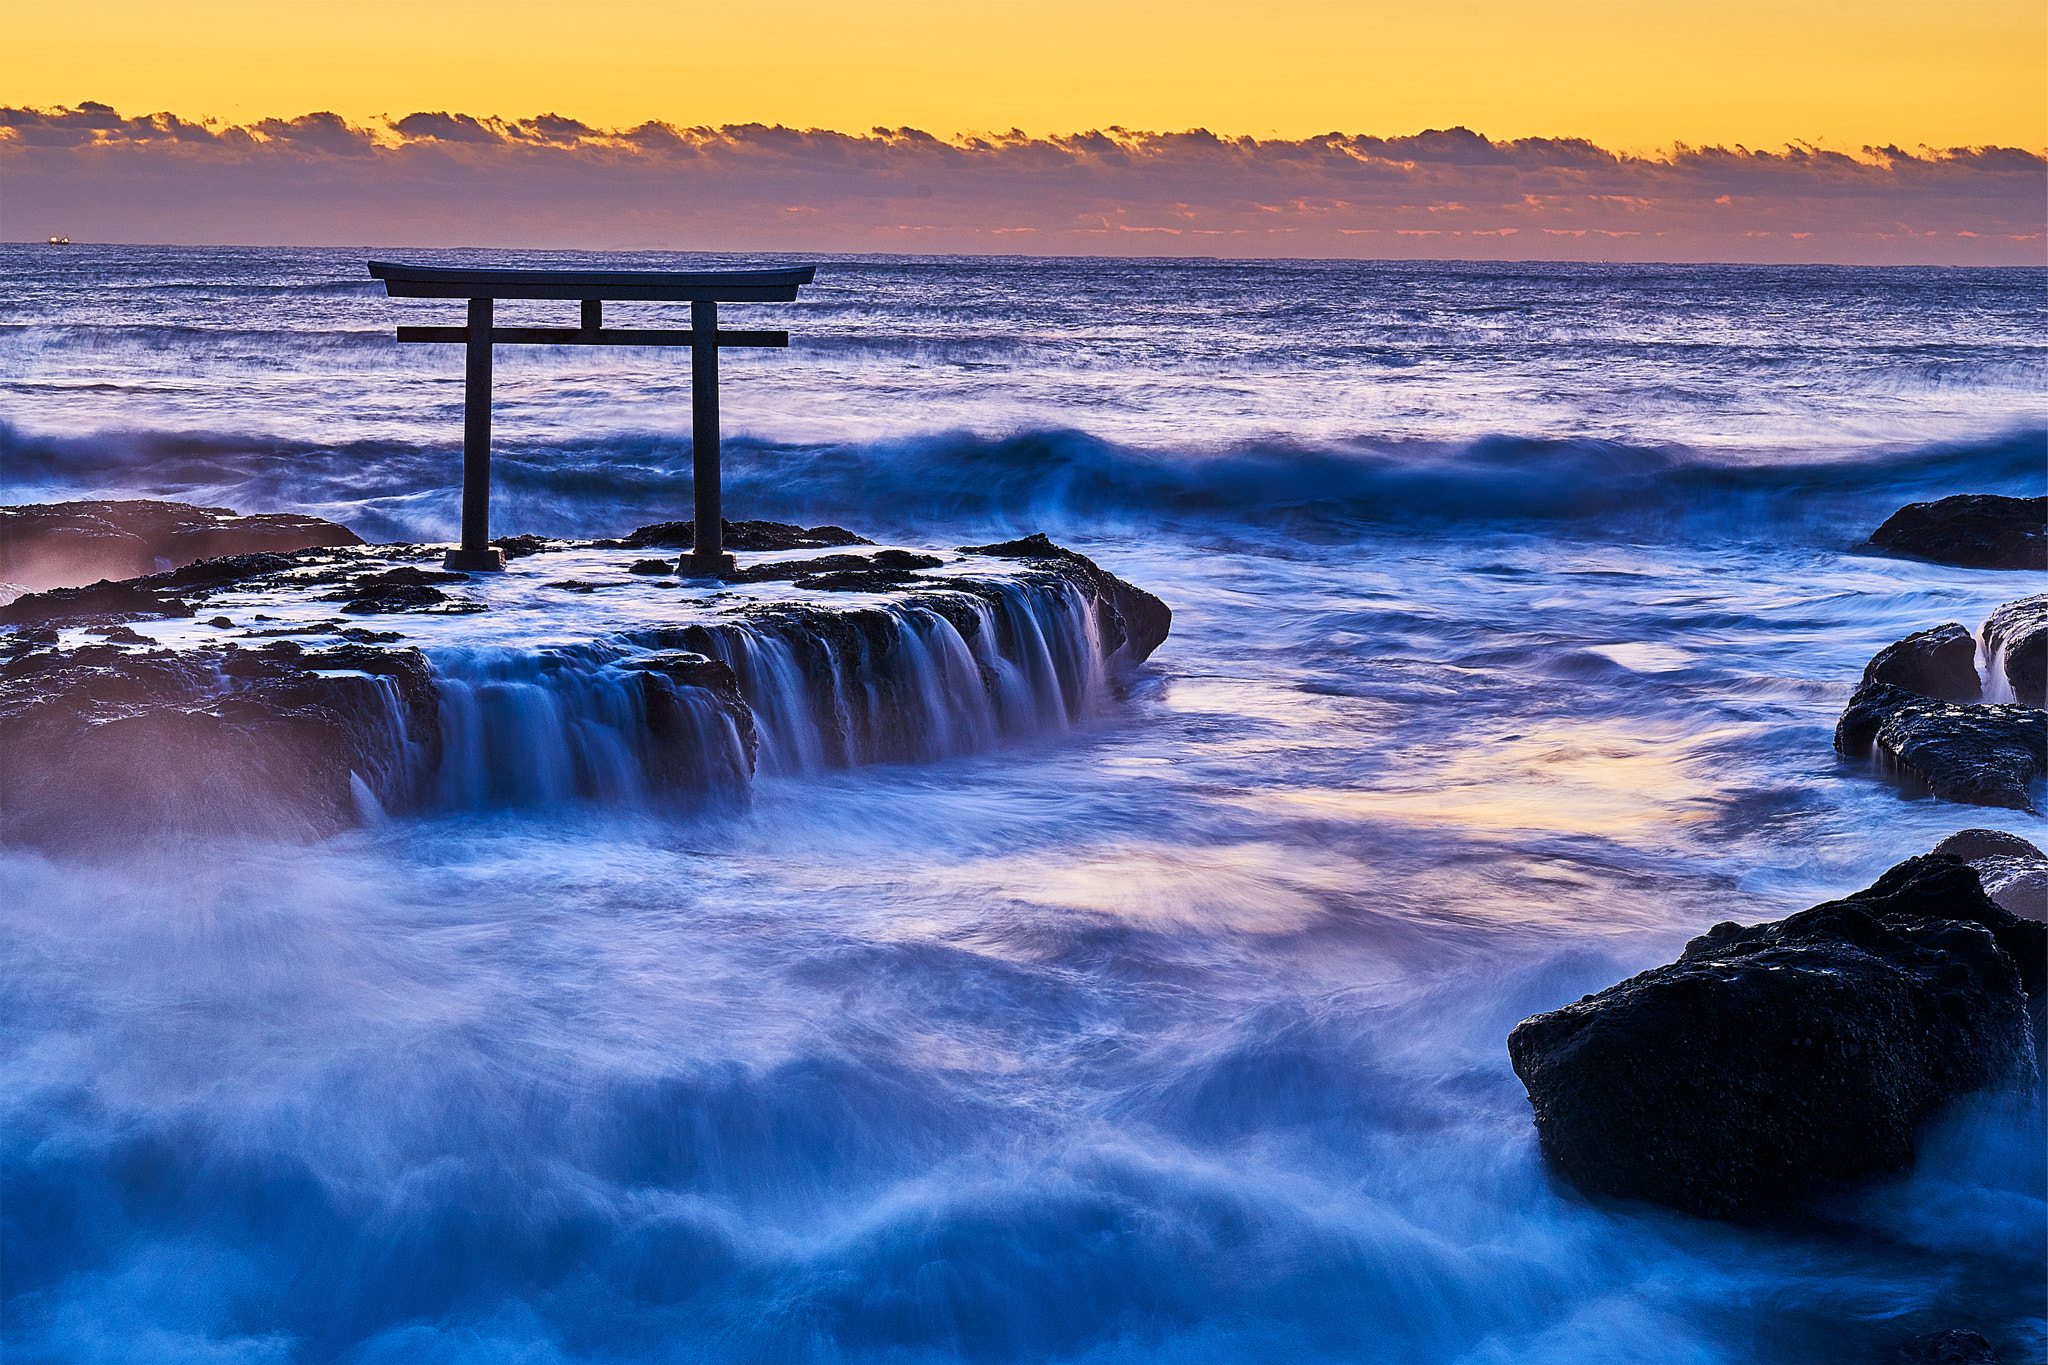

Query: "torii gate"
(367, 261), (817, 575)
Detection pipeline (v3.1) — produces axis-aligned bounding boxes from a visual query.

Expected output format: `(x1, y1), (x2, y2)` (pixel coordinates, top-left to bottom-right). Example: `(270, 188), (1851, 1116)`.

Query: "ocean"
(2, 244), (2044, 1363)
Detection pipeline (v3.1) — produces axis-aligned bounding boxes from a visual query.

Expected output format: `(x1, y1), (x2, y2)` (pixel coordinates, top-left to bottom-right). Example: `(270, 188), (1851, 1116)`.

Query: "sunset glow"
(3, 0), (2043, 152)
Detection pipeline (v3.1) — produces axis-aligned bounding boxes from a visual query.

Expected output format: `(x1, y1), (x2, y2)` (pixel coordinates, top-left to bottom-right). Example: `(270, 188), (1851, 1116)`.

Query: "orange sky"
(3, 0), (2043, 152)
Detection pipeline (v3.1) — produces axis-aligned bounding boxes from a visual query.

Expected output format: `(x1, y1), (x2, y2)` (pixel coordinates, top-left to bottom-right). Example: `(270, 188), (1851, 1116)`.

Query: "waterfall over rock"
(0, 533), (1170, 848)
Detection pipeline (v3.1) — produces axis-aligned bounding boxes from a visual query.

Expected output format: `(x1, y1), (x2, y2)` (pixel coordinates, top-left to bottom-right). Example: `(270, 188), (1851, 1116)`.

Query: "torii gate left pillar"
(369, 261), (817, 576)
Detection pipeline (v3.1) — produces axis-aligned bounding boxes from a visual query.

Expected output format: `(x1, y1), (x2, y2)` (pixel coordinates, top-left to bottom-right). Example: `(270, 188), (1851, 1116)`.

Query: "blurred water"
(1, 247), (2043, 1363)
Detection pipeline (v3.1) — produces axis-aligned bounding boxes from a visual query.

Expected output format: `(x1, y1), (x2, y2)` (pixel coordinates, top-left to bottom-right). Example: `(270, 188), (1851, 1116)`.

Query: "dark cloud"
(1, 104), (2040, 263)
(391, 111), (504, 144)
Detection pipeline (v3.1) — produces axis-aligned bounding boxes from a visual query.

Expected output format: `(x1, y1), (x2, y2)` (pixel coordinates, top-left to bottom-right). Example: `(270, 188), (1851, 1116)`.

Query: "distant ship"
(46, 236), (70, 245)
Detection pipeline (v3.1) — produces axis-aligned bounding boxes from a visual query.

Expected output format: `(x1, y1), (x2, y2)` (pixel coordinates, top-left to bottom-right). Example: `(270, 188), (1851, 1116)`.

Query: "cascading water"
(414, 578), (1113, 810)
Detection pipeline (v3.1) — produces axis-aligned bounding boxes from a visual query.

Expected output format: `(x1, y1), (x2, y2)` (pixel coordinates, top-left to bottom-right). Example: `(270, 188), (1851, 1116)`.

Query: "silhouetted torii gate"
(368, 261), (817, 575)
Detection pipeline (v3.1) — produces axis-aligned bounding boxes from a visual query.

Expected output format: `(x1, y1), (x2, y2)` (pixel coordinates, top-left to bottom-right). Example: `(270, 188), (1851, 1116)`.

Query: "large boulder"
(1508, 855), (2045, 1220)
(1861, 622), (1982, 702)
(0, 499), (361, 596)
(1865, 494), (2046, 571)
(1982, 595), (2047, 707)
(1835, 682), (2046, 811)
(959, 533), (1173, 669)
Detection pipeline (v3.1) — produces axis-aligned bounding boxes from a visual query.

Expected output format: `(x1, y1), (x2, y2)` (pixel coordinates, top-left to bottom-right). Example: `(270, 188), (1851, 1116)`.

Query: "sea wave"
(1, 420), (2040, 545)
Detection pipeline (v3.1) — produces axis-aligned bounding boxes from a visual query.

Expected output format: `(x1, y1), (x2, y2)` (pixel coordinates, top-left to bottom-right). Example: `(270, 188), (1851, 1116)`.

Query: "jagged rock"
(0, 578), (196, 626)
(0, 499), (361, 593)
(615, 650), (758, 789)
(0, 639), (440, 849)
(1866, 494), (2047, 571)
(1901, 1329), (1999, 1364)
(1862, 622), (1982, 702)
(491, 534), (566, 559)
(1982, 595), (2047, 707)
(618, 519), (874, 552)
(1508, 855), (2045, 1221)
(1934, 829), (2048, 921)
(1835, 682), (2046, 810)
(959, 533), (1173, 669)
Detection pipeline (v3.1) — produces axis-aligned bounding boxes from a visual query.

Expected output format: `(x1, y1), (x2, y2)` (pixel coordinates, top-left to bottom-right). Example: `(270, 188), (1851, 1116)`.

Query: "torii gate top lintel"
(368, 260), (816, 302)
(368, 260), (818, 575)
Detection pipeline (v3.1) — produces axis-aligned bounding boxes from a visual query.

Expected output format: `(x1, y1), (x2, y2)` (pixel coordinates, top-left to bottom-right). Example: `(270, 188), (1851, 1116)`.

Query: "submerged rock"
(1865, 494), (2046, 571)
(0, 498), (361, 595)
(1982, 595), (2047, 707)
(1901, 1329), (1999, 1365)
(1861, 622), (1982, 702)
(1835, 682), (2046, 810)
(1508, 855), (2045, 1221)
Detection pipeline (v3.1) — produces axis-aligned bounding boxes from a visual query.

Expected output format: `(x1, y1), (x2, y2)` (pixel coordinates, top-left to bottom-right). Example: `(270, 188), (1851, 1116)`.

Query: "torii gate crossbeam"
(368, 261), (817, 575)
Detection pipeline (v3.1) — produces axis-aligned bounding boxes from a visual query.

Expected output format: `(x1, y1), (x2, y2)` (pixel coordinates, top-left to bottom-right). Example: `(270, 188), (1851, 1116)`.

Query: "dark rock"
(1508, 855), (2044, 1221)
(1982, 595), (2047, 707)
(626, 559), (674, 575)
(872, 549), (944, 570)
(491, 534), (563, 559)
(0, 578), (195, 626)
(207, 615), (235, 628)
(151, 552), (302, 592)
(615, 650), (757, 790)
(1862, 622), (1982, 702)
(1835, 682), (2046, 810)
(1866, 494), (2046, 571)
(727, 553), (878, 584)
(0, 499), (362, 592)
(1901, 1329), (1999, 1364)
(791, 568), (921, 593)
(86, 625), (156, 645)
(619, 519), (876, 552)
(1935, 829), (2048, 921)
(341, 582), (447, 614)
(0, 639), (440, 850)
(958, 533), (1173, 668)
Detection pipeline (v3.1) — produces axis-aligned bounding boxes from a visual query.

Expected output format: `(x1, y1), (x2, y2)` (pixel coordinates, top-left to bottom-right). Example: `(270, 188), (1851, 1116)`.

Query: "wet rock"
(1934, 829), (2048, 921)
(616, 650), (757, 787)
(626, 559), (674, 575)
(1862, 622), (1982, 702)
(0, 638), (440, 850)
(1865, 494), (2046, 571)
(958, 532), (1173, 668)
(0, 498), (362, 593)
(1508, 855), (2044, 1221)
(1901, 1329), (1999, 1364)
(791, 568), (921, 592)
(491, 534), (565, 559)
(341, 582), (447, 614)
(1982, 595), (2047, 707)
(618, 519), (874, 552)
(0, 578), (196, 626)
(1835, 682), (2046, 810)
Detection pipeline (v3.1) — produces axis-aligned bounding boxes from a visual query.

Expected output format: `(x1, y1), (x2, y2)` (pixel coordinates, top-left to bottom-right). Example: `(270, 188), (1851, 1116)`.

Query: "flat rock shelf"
(0, 534), (1171, 849)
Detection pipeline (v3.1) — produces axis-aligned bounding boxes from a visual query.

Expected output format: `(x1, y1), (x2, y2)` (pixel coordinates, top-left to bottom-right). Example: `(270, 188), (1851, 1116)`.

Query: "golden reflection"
(1236, 720), (1726, 839)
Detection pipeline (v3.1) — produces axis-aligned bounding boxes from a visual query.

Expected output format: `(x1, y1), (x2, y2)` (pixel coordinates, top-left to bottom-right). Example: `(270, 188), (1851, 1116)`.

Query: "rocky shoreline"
(0, 516), (1170, 850)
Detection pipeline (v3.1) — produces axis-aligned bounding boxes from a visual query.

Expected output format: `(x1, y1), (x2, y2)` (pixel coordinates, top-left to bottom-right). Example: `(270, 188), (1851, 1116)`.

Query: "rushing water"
(2, 246), (2045, 1364)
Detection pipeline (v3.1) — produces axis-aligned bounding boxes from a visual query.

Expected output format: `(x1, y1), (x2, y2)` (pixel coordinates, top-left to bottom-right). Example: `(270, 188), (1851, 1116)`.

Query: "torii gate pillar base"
(444, 547), (506, 572)
(680, 552), (736, 578)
